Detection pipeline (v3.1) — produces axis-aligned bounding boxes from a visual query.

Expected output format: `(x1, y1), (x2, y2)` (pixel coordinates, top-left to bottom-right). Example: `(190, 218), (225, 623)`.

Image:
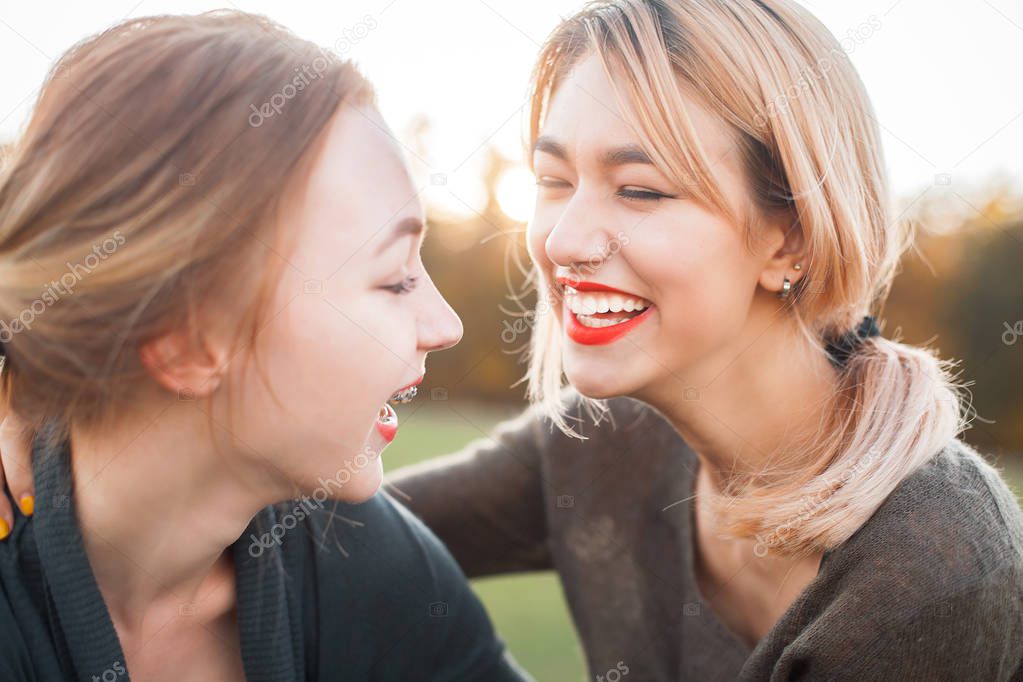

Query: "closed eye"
(617, 187), (676, 201)
(381, 275), (419, 295)
(536, 176), (572, 189)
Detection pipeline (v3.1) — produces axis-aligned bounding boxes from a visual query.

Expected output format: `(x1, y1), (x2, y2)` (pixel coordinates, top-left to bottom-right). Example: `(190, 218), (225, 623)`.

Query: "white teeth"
(563, 289), (649, 317)
(576, 314), (631, 328)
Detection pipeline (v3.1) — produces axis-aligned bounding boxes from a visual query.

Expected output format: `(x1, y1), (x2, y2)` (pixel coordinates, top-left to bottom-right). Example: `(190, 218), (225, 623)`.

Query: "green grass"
(382, 401), (1023, 682)
(383, 401), (587, 682)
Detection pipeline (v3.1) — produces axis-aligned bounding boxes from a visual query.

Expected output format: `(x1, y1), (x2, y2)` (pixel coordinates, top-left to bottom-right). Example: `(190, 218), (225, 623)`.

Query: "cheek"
(295, 290), (414, 417)
(237, 279), (416, 453)
(632, 217), (758, 343)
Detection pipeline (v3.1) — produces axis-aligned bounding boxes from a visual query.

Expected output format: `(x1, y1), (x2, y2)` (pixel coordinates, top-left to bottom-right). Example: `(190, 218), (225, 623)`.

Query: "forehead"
(539, 53), (736, 166)
(291, 105), (423, 273)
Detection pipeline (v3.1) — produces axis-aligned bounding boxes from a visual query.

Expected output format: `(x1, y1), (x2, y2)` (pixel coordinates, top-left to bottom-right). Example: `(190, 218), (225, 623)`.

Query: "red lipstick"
(393, 375), (424, 394)
(563, 304), (654, 345)
(556, 276), (655, 346)
(556, 277), (638, 296)
(376, 403), (398, 443)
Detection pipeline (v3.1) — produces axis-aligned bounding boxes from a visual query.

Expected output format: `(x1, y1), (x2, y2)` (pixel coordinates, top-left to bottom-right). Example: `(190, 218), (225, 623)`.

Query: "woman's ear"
(757, 212), (807, 295)
(138, 330), (229, 399)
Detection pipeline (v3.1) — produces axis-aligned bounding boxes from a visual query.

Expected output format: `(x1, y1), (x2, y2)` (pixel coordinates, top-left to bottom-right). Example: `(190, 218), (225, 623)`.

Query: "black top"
(0, 424), (531, 681)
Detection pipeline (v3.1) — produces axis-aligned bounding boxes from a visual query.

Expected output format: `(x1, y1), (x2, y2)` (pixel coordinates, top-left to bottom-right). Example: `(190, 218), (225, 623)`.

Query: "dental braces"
(388, 385), (418, 404)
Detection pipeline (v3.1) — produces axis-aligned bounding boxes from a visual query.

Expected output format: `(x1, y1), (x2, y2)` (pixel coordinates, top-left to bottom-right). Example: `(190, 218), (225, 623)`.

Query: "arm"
(384, 403), (553, 577)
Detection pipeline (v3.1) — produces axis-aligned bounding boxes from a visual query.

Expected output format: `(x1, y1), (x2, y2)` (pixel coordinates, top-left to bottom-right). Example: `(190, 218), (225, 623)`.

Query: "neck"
(68, 401), (292, 632)
(641, 301), (840, 497)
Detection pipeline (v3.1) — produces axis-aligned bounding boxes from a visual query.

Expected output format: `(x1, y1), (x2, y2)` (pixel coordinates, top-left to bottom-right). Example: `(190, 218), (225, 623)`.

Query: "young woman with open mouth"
(0, 11), (530, 682)
(2, 1), (1022, 681)
(387, 1), (1022, 679)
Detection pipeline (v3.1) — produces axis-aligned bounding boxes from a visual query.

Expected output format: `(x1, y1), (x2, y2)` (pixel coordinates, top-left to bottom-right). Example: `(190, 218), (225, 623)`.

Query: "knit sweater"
(0, 422), (532, 681)
(387, 393), (1023, 681)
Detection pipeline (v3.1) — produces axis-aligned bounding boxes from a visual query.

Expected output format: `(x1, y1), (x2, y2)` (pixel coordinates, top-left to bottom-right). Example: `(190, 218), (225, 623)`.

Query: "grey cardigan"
(388, 393), (1023, 681)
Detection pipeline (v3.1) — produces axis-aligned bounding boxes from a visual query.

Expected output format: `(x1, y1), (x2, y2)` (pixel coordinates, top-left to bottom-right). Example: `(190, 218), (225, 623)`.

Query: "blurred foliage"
(885, 184), (1023, 456)
(418, 148), (537, 409)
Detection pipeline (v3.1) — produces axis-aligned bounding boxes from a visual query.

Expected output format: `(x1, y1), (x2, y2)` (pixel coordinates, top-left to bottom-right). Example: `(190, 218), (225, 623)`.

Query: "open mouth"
(565, 287), (651, 326)
(557, 277), (655, 345)
(376, 375), (424, 443)
(388, 375), (424, 404)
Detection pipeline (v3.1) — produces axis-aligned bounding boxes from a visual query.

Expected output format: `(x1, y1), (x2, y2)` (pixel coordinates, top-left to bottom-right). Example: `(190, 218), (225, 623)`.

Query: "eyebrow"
(375, 217), (426, 255)
(532, 135), (654, 167)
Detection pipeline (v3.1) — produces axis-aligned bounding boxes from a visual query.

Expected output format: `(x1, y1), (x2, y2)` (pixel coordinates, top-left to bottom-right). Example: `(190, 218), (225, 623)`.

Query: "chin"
(563, 359), (634, 400)
(330, 467), (384, 504)
(338, 475), (383, 503)
(564, 347), (670, 402)
(300, 451), (384, 505)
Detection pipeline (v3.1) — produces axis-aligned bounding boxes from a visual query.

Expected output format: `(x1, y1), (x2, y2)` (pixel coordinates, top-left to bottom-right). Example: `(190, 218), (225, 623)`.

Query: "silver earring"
(779, 264), (802, 300)
(778, 276), (792, 300)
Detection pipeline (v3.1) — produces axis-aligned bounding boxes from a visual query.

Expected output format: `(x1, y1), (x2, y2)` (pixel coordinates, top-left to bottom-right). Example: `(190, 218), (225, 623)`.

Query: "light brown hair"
(0, 11), (372, 442)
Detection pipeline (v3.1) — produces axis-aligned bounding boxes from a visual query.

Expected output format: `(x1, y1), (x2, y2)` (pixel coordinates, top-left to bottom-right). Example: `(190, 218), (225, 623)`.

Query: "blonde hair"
(525, 0), (970, 556)
(0, 11), (372, 443)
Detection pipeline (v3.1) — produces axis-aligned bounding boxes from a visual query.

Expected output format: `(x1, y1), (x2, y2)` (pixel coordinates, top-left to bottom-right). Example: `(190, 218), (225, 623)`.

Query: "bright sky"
(1, 0), (1021, 220)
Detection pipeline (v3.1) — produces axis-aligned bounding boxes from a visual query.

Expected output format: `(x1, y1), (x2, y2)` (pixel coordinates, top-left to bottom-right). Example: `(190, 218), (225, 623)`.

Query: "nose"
(542, 194), (615, 272)
(417, 273), (463, 353)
